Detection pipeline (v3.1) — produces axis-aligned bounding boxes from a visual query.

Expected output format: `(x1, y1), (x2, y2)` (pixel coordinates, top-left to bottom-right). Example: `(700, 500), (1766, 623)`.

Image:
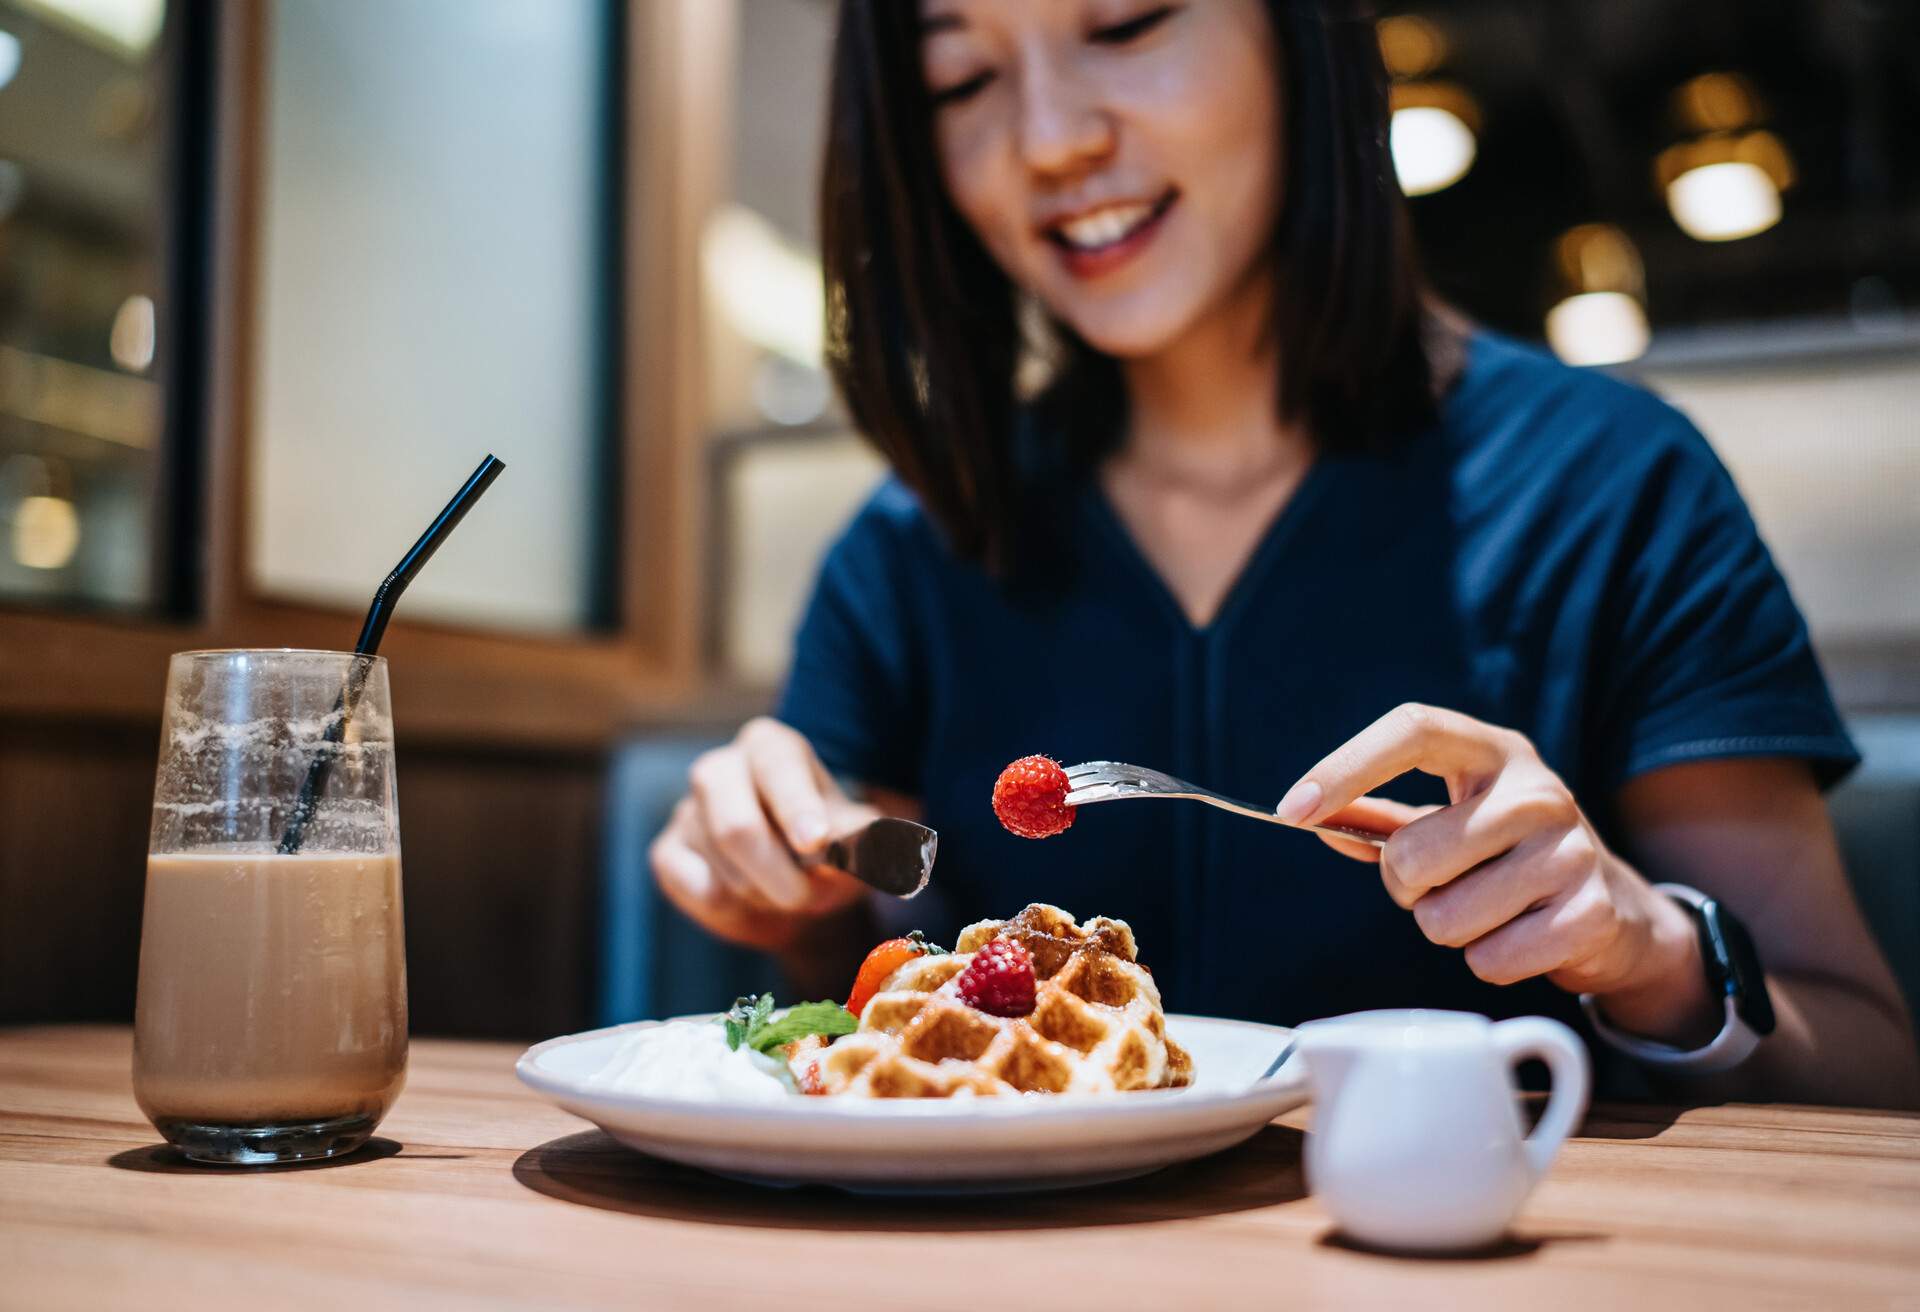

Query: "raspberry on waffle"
(792, 904), (1195, 1098)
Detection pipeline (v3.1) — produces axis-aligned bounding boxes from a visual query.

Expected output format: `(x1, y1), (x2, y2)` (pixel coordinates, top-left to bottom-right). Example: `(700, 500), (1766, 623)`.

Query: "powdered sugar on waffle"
(793, 904), (1195, 1098)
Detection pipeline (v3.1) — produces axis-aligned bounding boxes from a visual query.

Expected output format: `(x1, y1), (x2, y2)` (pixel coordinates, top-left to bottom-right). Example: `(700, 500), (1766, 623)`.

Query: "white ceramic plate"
(516, 1013), (1307, 1194)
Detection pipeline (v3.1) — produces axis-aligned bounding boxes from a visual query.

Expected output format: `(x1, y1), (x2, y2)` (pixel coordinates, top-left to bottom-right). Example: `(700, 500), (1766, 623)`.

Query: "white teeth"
(1058, 202), (1154, 251)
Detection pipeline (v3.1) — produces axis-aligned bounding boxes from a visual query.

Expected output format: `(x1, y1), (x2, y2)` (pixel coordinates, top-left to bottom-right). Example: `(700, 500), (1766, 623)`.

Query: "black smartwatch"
(1579, 883), (1774, 1072)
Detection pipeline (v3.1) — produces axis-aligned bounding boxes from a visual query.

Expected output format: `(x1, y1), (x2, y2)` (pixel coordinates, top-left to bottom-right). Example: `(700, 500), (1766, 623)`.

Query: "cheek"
(1127, 24), (1283, 239)
(936, 119), (1026, 268)
(1191, 88), (1279, 232)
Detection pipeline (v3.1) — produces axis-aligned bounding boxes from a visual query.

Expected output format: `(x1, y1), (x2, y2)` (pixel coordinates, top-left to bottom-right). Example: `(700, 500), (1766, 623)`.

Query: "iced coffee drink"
(135, 650), (408, 1163)
(134, 848), (406, 1148)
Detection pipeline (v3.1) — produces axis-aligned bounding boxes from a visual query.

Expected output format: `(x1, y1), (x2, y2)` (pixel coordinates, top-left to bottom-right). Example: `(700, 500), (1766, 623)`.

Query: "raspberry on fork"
(956, 938), (1037, 1017)
(992, 755), (1076, 839)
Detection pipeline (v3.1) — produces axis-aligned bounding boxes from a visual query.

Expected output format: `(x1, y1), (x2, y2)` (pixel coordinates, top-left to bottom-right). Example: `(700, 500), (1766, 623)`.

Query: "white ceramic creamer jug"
(1296, 1009), (1590, 1253)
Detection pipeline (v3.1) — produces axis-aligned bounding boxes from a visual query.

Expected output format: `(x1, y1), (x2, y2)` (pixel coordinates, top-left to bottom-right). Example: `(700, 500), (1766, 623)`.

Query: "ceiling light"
(1545, 292), (1649, 368)
(1665, 160), (1782, 242)
(12, 0), (164, 55)
(1390, 91), (1478, 197)
(1553, 223), (1644, 296)
(13, 494), (81, 570)
(110, 293), (155, 372)
(1673, 72), (1760, 135)
(701, 204), (824, 367)
(1546, 225), (1648, 367)
(0, 30), (21, 92)
(1655, 78), (1792, 244)
(1377, 15), (1446, 80)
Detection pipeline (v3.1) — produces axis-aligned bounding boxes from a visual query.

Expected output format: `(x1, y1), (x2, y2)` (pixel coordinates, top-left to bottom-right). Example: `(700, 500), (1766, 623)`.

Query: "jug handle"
(1492, 1017), (1592, 1182)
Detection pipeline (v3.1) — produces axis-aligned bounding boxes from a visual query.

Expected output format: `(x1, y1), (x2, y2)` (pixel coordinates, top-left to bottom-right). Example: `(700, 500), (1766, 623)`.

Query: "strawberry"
(956, 938), (1037, 1017)
(992, 755), (1076, 839)
(782, 1035), (830, 1095)
(845, 932), (944, 1018)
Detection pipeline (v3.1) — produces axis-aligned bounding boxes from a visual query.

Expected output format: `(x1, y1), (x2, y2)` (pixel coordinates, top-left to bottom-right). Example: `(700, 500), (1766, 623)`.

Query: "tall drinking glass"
(134, 650), (408, 1164)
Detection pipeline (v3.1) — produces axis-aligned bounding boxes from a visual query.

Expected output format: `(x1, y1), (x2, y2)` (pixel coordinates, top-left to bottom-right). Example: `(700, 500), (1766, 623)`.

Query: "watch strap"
(1580, 991), (1763, 1072)
(1577, 883), (1765, 1073)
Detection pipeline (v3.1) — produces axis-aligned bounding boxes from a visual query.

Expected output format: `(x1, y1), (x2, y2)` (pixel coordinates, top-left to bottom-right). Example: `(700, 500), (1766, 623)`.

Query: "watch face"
(1700, 899), (1777, 1036)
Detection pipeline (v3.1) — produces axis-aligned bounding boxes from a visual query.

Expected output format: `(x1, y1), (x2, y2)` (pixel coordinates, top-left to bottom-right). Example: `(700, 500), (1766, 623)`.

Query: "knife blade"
(795, 816), (937, 899)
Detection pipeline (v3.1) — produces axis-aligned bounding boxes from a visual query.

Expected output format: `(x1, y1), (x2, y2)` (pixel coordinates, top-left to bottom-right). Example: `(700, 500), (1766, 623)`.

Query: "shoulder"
(1437, 330), (1735, 507)
(826, 477), (946, 560)
(813, 476), (959, 601)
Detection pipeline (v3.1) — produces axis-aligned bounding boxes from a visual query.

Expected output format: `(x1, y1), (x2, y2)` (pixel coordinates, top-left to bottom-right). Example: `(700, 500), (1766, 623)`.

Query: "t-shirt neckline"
(1079, 454), (1341, 639)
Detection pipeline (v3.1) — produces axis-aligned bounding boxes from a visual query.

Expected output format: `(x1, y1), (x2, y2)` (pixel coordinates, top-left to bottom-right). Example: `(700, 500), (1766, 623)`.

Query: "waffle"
(793, 904), (1194, 1098)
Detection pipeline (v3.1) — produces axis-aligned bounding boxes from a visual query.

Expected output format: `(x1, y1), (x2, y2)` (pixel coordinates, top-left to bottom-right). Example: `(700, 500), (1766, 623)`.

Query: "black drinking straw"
(277, 453), (506, 854)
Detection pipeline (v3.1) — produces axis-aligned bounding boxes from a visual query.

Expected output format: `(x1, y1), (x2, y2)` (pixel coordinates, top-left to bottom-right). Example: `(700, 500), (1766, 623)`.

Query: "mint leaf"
(721, 995), (764, 1051)
(908, 930), (948, 957)
(745, 1001), (858, 1054)
(719, 993), (857, 1054)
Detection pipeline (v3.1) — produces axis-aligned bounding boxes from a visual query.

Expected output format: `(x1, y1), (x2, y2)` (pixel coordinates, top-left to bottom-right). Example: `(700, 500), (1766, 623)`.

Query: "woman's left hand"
(1279, 703), (1701, 1006)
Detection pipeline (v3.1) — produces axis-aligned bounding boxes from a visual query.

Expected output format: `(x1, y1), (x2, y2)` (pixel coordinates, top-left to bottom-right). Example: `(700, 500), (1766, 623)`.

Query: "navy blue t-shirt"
(776, 332), (1857, 1036)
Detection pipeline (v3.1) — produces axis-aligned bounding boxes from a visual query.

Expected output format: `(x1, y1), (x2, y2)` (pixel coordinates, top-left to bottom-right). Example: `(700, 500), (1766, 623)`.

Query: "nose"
(1015, 47), (1113, 181)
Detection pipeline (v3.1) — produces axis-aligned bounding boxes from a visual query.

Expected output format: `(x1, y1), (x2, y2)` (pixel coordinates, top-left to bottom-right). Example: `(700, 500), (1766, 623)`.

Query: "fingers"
(1332, 795), (1433, 834)
(1289, 706), (1622, 991)
(1316, 831), (1387, 863)
(1463, 880), (1617, 987)
(1377, 779), (1574, 906)
(1305, 795), (1413, 868)
(653, 796), (767, 910)
(740, 718), (835, 855)
(657, 721), (891, 947)
(688, 746), (810, 910)
(797, 863), (872, 916)
(652, 789), (871, 954)
(651, 799), (804, 953)
(1279, 703), (1519, 826)
(1311, 797), (1434, 864)
(650, 799), (721, 908)
(1404, 832), (1569, 947)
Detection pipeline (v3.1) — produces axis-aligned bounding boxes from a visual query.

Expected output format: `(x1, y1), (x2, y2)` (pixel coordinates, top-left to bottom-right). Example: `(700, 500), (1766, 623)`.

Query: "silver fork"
(1063, 760), (1392, 848)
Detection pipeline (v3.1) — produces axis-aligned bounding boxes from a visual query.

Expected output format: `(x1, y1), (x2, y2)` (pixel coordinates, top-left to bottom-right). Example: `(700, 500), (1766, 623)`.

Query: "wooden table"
(4, 1027), (1917, 1310)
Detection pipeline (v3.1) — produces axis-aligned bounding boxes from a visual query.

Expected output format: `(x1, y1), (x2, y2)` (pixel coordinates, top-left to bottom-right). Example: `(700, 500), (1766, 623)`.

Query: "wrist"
(773, 898), (875, 1000)
(1589, 885), (1722, 1047)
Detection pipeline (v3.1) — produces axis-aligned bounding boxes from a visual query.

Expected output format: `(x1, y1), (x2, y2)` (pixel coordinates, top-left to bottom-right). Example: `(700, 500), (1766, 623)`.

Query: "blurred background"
(2, 0), (1915, 1038)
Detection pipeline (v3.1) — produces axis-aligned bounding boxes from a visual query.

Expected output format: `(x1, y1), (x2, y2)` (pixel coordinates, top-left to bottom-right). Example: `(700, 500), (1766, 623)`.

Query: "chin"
(1051, 296), (1198, 361)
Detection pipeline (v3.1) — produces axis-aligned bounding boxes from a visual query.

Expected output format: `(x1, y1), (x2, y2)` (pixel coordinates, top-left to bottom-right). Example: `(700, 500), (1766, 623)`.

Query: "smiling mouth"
(1047, 190), (1179, 254)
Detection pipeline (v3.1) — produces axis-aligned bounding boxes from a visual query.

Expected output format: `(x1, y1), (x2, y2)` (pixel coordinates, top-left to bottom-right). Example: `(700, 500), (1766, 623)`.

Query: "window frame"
(0, 0), (750, 747)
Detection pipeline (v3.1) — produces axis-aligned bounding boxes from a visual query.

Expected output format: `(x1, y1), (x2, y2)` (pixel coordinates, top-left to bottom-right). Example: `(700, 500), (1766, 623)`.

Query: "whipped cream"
(587, 1019), (795, 1103)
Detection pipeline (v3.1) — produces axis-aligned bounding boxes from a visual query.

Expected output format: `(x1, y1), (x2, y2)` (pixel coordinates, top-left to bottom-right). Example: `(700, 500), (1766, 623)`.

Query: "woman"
(653, 0), (1918, 1105)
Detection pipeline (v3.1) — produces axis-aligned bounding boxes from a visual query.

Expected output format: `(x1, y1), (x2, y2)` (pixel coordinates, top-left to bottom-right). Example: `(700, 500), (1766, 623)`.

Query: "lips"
(1043, 189), (1178, 278)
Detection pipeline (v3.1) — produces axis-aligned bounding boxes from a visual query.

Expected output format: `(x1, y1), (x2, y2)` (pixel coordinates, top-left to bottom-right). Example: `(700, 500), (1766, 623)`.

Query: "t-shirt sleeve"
(774, 490), (925, 797)
(1590, 411), (1859, 791)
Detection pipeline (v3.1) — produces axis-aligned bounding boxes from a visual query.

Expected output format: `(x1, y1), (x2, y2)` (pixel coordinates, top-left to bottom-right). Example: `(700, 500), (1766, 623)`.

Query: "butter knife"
(794, 817), (937, 899)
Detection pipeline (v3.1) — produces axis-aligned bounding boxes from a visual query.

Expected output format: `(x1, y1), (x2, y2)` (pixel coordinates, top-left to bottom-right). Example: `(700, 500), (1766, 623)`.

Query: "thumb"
(1311, 797), (1432, 863)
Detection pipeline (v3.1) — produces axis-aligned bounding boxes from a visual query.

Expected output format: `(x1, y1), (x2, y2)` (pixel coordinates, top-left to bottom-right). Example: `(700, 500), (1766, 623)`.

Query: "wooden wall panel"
(0, 721), (157, 1024)
(0, 723), (606, 1041)
(395, 745), (605, 1041)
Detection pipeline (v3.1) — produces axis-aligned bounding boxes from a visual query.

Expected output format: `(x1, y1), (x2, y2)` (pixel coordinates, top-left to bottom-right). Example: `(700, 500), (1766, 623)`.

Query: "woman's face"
(921, 0), (1282, 359)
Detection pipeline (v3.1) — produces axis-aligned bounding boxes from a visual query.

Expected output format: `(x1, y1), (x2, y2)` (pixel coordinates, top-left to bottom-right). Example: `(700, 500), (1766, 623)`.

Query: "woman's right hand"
(649, 717), (878, 952)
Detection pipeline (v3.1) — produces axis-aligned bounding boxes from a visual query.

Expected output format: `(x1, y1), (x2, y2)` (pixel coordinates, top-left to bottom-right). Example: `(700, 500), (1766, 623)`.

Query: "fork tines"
(1062, 760), (1146, 807)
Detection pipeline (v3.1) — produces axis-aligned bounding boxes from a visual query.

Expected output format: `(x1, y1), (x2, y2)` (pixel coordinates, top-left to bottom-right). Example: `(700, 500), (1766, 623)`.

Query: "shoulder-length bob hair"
(820, 1), (1437, 570)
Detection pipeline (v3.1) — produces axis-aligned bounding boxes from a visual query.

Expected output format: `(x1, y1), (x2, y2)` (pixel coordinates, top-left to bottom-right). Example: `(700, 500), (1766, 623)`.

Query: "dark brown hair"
(820, 1), (1437, 570)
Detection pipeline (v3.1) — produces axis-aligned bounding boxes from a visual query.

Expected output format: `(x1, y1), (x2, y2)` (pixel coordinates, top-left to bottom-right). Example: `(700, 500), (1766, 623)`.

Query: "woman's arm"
(650, 717), (926, 1001)
(771, 785), (924, 1000)
(1613, 756), (1919, 1108)
(1284, 703), (1920, 1109)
